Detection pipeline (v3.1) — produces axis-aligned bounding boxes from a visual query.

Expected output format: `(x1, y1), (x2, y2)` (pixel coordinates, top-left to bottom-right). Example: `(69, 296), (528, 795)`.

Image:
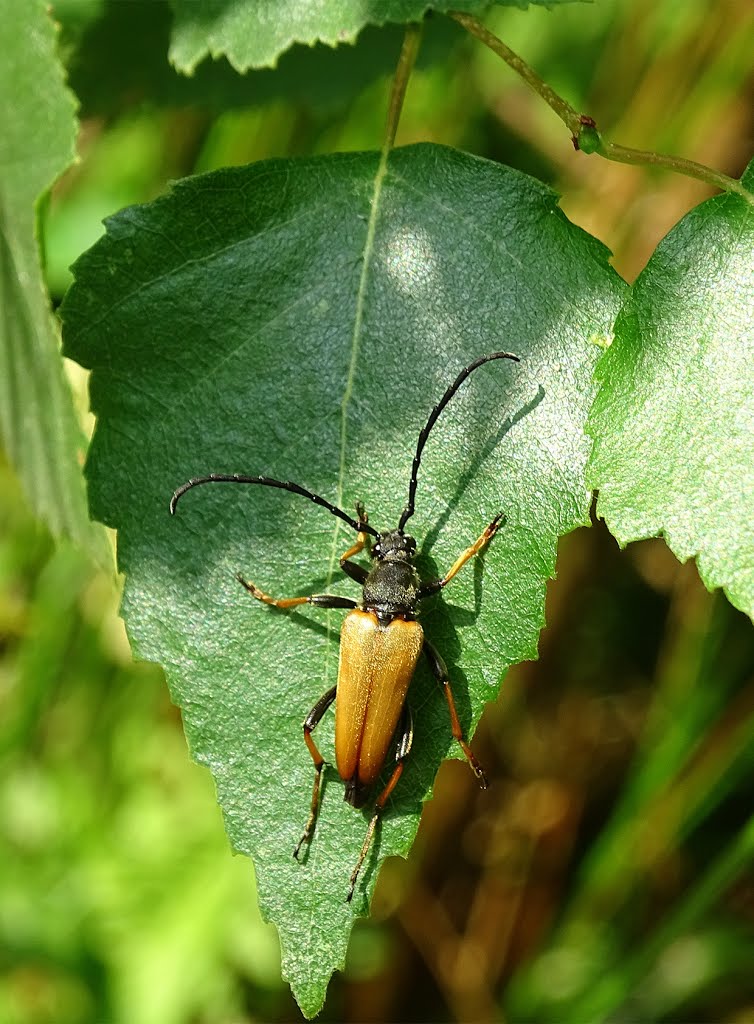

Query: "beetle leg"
(339, 502), (370, 585)
(419, 512), (504, 597)
(422, 638), (488, 789)
(293, 685), (337, 860)
(346, 705), (414, 903)
(236, 574), (357, 610)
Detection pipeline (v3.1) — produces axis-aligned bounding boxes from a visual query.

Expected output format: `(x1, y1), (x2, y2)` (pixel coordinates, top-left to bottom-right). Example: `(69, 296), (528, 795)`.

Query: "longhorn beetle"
(170, 351), (519, 901)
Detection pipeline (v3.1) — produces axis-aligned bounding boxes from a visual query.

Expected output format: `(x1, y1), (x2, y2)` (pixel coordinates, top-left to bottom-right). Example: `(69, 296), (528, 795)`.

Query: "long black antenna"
(170, 473), (379, 537)
(398, 351), (520, 532)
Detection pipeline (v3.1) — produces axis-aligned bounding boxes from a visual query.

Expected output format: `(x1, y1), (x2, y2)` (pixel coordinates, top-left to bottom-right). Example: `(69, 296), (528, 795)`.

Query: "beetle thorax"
(362, 531), (420, 623)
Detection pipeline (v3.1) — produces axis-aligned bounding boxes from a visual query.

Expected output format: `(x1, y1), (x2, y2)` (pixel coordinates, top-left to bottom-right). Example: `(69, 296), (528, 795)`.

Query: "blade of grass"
(571, 811), (754, 1022)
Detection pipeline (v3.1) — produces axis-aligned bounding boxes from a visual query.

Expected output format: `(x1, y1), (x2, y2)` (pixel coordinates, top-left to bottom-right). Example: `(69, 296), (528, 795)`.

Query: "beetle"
(170, 350), (519, 901)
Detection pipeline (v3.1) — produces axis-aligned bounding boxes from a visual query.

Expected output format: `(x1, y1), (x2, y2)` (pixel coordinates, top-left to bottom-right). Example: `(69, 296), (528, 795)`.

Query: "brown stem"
(450, 11), (754, 205)
(384, 22), (423, 153)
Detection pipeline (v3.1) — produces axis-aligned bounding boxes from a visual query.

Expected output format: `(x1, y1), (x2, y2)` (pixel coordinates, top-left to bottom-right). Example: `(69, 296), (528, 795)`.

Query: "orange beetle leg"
(420, 512), (504, 595)
(346, 705), (414, 903)
(339, 502), (371, 585)
(237, 573), (357, 611)
(293, 685), (337, 860)
(423, 638), (488, 789)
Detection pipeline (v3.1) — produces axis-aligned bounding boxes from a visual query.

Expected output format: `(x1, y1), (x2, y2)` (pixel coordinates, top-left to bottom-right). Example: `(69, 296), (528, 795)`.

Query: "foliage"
(588, 160), (754, 620)
(169, 0), (579, 73)
(63, 0), (460, 118)
(60, 146), (624, 1010)
(0, 0), (108, 564)
(2, 0), (754, 1020)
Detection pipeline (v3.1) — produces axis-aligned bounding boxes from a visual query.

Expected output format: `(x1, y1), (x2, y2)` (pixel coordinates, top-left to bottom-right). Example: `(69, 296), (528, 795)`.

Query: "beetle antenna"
(170, 474), (379, 536)
(398, 351), (520, 532)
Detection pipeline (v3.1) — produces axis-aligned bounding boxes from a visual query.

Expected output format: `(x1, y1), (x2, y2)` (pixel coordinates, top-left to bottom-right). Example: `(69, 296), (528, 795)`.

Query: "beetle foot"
(354, 500), (368, 524)
(293, 830), (312, 860)
(236, 573), (262, 598)
(487, 511), (506, 538)
(293, 814), (315, 858)
(468, 750), (489, 789)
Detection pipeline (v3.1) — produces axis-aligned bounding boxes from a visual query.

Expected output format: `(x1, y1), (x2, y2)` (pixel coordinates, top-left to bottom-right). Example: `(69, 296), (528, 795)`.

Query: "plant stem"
(602, 142), (754, 204)
(384, 22), (423, 153)
(450, 11), (754, 206)
(450, 10), (582, 136)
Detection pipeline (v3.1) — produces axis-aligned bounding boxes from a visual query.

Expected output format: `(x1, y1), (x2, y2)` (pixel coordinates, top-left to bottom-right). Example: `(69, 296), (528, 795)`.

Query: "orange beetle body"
(336, 610), (423, 804)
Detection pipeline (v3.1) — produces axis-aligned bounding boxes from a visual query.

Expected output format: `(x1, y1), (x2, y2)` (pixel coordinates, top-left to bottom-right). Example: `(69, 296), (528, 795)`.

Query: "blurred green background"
(3, 1), (754, 1021)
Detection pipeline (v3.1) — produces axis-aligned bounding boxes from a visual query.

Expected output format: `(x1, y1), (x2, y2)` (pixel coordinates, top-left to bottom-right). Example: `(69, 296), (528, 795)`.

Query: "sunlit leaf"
(61, 143), (625, 1014)
(60, 0), (459, 117)
(169, 0), (582, 73)
(588, 161), (754, 621)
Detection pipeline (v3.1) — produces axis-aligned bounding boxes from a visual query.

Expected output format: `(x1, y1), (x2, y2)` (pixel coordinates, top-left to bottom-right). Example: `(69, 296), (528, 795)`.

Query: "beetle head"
(372, 529), (416, 563)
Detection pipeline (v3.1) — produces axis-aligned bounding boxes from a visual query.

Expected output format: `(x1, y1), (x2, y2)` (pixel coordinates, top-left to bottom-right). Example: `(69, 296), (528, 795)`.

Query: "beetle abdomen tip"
(344, 777), (369, 808)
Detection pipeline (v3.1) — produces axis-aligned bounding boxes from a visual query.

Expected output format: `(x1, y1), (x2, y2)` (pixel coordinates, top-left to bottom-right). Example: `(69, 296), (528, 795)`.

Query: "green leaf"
(0, 0), (109, 564)
(61, 0), (458, 118)
(61, 143), (625, 1016)
(169, 0), (582, 73)
(587, 161), (754, 622)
